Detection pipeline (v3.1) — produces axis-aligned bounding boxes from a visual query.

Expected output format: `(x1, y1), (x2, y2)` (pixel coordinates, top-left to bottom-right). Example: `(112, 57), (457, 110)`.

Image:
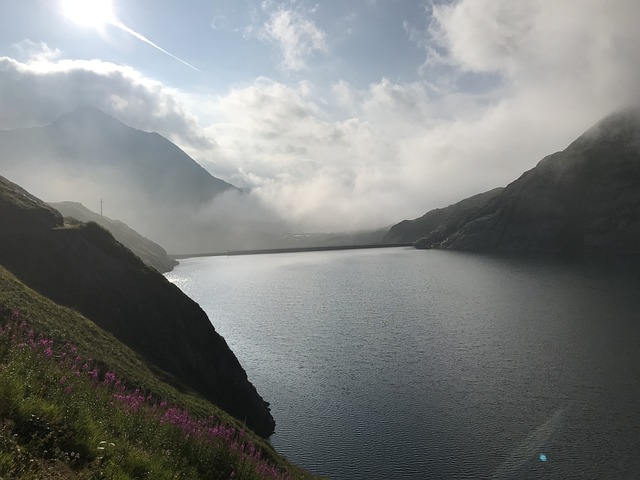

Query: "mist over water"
(173, 248), (640, 479)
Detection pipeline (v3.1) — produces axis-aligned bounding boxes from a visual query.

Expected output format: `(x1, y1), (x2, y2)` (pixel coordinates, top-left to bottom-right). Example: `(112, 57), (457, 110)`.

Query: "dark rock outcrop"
(439, 108), (640, 255)
(50, 201), (177, 273)
(383, 188), (503, 245)
(0, 175), (275, 437)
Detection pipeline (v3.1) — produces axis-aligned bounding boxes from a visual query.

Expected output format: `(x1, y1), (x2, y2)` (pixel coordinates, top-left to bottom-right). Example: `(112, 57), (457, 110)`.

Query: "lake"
(166, 247), (640, 479)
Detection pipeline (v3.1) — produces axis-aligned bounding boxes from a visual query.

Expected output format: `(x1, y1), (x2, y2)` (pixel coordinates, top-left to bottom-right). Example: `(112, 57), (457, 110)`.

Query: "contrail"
(112, 20), (200, 72)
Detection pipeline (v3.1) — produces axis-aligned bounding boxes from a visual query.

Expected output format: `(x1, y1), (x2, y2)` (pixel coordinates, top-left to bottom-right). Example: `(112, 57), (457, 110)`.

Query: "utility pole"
(100, 198), (104, 216)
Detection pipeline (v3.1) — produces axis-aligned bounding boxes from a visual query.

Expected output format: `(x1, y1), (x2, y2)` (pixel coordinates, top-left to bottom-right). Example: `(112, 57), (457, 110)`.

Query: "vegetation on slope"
(50, 201), (177, 273)
(0, 175), (275, 436)
(383, 188), (504, 245)
(0, 265), (315, 479)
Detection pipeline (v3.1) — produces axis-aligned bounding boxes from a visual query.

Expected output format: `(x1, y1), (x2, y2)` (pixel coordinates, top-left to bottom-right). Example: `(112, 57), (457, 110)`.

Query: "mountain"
(403, 107), (640, 256)
(50, 201), (177, 273)
(383, 188), (504, 244)
(0, 106), (237, 206)
(0, 106), (238, 251)
(0, 175), (275, 436)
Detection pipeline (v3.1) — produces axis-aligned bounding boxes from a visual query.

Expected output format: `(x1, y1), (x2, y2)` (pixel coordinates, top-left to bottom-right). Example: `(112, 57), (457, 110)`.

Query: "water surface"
(167, 248), (640, 479)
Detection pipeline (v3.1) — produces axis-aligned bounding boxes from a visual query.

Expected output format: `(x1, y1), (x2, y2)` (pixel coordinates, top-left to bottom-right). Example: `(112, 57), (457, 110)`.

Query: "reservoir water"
(166, 247), (640, 479)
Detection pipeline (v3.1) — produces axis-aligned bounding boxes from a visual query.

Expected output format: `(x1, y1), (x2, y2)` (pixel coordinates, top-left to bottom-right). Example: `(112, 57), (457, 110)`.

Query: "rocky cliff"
(0, 175), (275, 437)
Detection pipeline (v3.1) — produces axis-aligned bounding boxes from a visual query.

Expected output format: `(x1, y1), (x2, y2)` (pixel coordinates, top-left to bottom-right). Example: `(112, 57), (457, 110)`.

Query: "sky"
(1, 0), (640, 232)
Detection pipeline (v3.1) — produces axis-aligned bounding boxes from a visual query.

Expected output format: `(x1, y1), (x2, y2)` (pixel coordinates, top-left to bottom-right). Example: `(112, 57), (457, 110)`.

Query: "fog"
(0, 117), (298, 253)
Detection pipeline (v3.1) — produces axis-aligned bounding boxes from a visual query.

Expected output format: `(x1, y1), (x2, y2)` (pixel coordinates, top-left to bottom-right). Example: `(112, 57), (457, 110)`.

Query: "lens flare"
(61, 0), (115, 27)
(59, 0), (199, 71)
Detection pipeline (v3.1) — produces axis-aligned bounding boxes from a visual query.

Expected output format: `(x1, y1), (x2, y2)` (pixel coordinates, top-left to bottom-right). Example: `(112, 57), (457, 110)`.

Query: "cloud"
(0, 53), (212, 151)
(191, 77), (449, 230)
(199, 78), (344, 184)
(12, 40), (61, 61)
(428, 0), (640, 101)
(394, 0), (640, 191)
(430, 0), (536, 75)
(191, 0), (640, 231)
(258, 6), (327, 71)
(210, 15), (229, 30)
(211, 2), (328, 72)
(3, 0), (640, 236)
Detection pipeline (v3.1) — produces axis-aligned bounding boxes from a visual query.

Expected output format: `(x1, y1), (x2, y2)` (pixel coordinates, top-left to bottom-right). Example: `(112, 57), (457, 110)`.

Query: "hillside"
(383, 188), (503, 245)
(50, 201), (177, 273)
(438, 108), (640, 255)
(0, 175), (275, 437)
(391, 107), (640, 256)
(0, 265), (311, 479)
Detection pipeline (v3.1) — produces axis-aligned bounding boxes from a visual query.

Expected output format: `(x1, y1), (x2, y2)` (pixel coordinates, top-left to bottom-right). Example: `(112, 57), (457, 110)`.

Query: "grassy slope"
(49, 201), (177, 273)
(0, 265), (316, 479)
(1, 174), (275, 437)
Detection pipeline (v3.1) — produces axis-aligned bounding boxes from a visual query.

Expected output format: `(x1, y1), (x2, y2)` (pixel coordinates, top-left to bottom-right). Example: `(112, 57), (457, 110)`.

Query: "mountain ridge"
(383, 188), (504, 245)
(50, 200), (177, 273)
(0, 106), (239, 251)
(387, 107), (640, 256)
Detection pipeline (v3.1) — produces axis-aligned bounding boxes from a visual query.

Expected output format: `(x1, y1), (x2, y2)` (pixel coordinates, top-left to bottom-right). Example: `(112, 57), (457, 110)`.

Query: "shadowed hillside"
(383, 188), (503, 245)
(0, 260), (313, 478)
(0, 175), (275, 437)
(387, 108), (640, 256)
(438, 108), (640, 255)
(50, 201), (177, 273)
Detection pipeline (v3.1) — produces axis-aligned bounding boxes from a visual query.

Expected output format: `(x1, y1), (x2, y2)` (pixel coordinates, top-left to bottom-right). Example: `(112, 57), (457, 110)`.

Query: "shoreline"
(170, 243), (414, 259)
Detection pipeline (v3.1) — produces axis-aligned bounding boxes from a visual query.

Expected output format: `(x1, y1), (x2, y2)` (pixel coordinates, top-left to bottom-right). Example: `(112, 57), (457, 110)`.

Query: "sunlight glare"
(61, 0), (115, 27)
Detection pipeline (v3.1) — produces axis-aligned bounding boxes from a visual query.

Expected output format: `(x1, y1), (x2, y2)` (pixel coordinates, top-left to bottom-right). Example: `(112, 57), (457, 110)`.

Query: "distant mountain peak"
(51, 105), (130, 131)
(0, 106), (239, 251)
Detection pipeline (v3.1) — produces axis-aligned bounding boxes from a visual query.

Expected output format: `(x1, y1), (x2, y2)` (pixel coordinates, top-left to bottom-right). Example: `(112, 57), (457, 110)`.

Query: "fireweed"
(0, 310), (298, 479)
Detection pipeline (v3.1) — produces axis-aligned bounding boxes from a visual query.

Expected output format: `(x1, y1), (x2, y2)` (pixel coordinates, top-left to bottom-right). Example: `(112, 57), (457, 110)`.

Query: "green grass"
(0, 266), (318, 479)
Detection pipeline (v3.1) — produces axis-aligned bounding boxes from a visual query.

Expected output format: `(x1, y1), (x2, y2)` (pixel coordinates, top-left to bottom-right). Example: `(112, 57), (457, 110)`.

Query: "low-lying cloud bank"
(2, 0), (640, 235)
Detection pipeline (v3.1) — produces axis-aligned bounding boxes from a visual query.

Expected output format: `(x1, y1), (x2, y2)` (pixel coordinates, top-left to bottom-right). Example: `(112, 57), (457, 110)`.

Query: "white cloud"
(392, 0), (640, 198)
(0, 54), (213, 151)
(431, 0), (536, 75)
(210, 15), (228, 30)
(189, 77), (448, 230)
(259, 6), (327, 71)
(430, 0), (640, 101)
(12, 39), (61, 61)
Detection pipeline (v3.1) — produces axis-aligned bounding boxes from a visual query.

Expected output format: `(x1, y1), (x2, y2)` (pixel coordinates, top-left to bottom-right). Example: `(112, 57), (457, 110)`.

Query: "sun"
(61, 0), (116, 27)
